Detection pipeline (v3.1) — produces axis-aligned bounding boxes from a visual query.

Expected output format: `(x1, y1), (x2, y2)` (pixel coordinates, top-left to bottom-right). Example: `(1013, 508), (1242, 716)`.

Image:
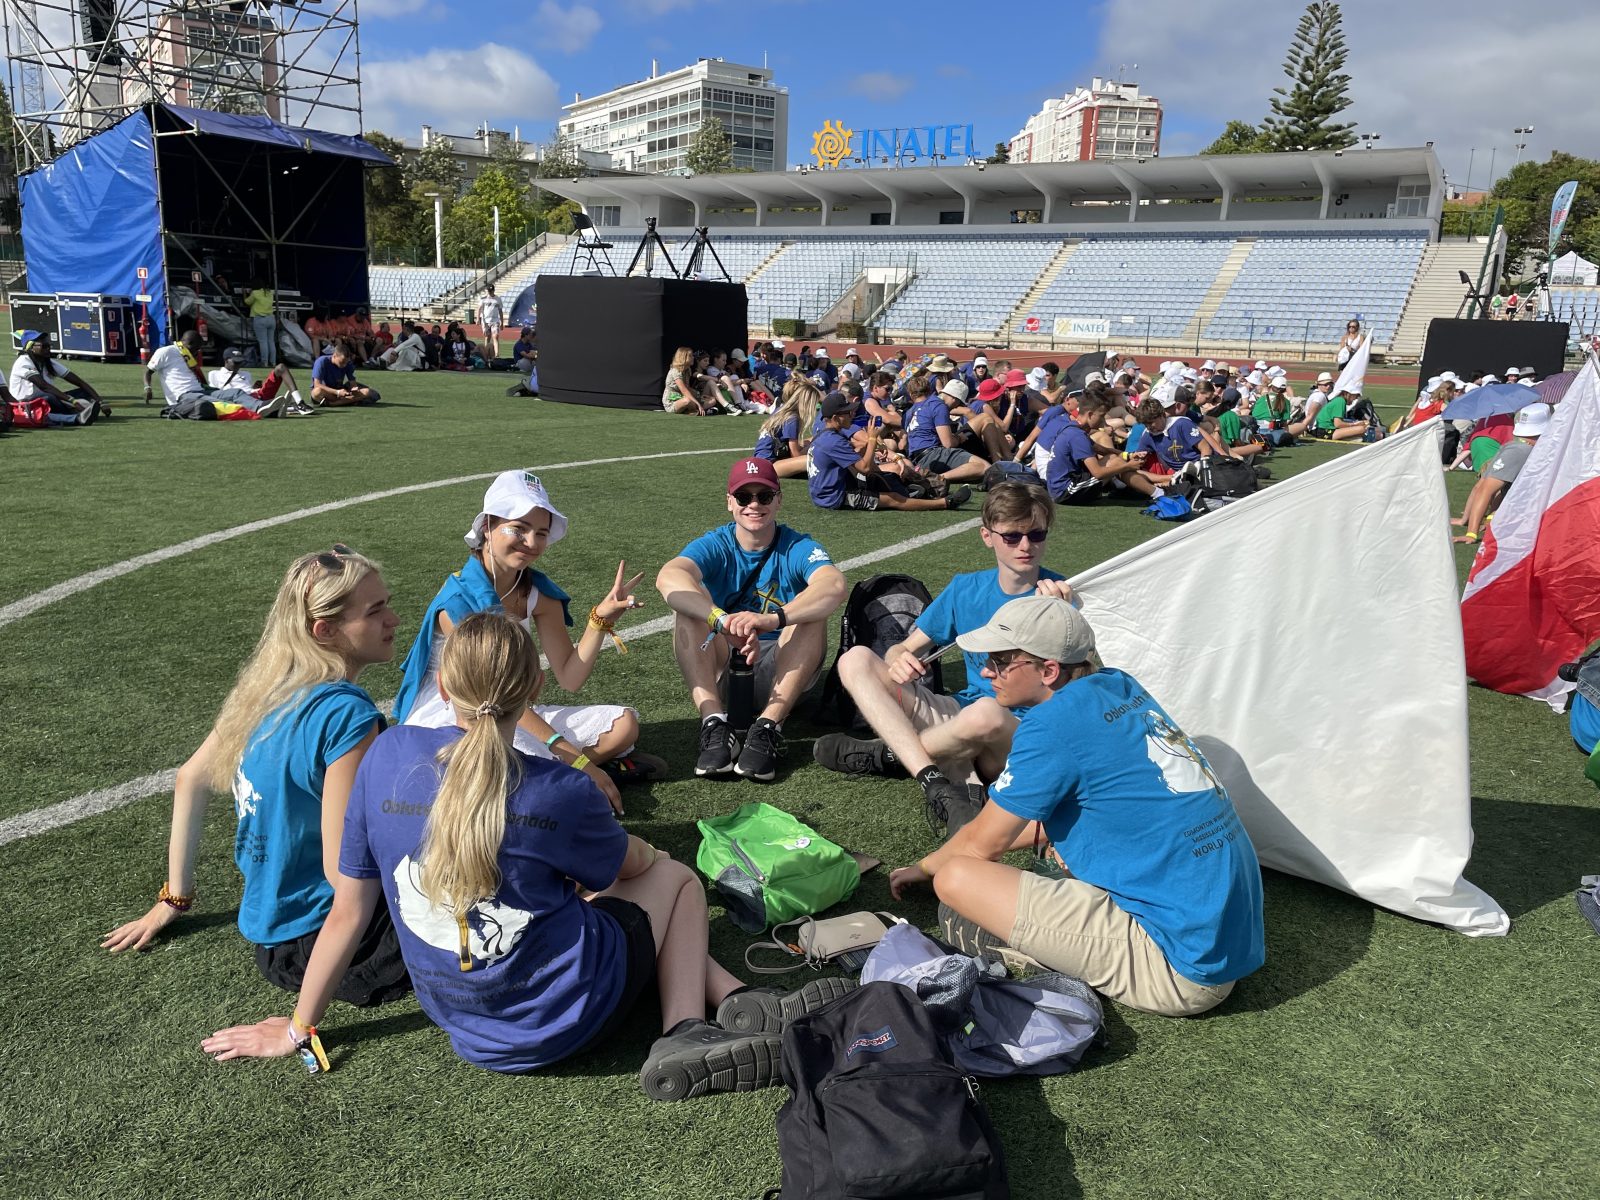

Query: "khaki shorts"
(888, 678), (971, 782)
(1010, 871), (1234, 1017)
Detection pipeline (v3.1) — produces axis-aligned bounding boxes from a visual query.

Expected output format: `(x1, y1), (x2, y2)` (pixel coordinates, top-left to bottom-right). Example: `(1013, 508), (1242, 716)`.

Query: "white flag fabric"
(1332, 331), (1372, 397)
(1069, 424), (1509, 936)
(1461, 356), (1600, 708)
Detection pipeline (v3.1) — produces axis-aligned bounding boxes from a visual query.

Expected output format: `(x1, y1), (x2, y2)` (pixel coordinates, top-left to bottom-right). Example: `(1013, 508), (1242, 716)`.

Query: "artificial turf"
(1, 362), (1596, 1200)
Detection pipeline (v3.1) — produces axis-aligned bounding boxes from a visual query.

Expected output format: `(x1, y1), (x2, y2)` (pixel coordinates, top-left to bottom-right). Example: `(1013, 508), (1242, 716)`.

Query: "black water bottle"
(727, 653), (755, 739)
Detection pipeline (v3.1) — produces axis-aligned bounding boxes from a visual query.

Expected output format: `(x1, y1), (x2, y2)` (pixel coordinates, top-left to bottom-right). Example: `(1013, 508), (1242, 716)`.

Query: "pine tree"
(986, 141), (1010, 164)
(684, 116), (734, 176)
(1262, 2), (1358, 152)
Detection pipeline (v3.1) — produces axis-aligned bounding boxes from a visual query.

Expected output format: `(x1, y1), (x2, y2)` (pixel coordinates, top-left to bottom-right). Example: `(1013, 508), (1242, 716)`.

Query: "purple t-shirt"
(1139, 416), (1204, 469)
(339, 724), (629, 1073)
(1044, 419), (1099, 501)
(754, 414), (799, 460)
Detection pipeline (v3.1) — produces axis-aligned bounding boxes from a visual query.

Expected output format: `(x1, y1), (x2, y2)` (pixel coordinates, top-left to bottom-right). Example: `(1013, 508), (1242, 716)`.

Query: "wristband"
(543, 731), (563, 748)
(289, 1016), (331, 1074)
(589, 606), (628, 655)
(774, 605), (787, 630)
(707, 607), (727, 632)
(571, 753), (592, 772)
(158, 881), (194, 912)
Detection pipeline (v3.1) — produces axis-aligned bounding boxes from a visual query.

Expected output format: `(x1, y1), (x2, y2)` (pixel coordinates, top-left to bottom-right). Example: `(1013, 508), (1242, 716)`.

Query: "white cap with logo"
(955, 596), (1097, 665)
(466, 469), (568, 549)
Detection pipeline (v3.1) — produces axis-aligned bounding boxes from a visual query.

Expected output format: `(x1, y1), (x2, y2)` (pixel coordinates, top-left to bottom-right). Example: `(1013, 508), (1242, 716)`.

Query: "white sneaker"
(75, 399), (96, 425)
(256, 393), (288, 418)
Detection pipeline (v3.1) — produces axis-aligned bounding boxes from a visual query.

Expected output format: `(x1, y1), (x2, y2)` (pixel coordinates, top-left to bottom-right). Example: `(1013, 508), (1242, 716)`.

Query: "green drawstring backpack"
(696, 802), (861, 932)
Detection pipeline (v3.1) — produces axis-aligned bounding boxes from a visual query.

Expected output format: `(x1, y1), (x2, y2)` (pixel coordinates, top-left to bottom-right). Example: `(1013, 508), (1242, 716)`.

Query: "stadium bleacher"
(1548, 287), (1600, 340)
(1029, 234), (1238, 339)
(367, 266), (476, 311)
(1202, 232), (1425, 346)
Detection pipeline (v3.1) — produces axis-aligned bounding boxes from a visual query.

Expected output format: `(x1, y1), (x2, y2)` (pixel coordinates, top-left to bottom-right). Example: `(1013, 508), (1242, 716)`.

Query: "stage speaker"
(536, 275), (748, 409)
(1417, 319), (1569, 393)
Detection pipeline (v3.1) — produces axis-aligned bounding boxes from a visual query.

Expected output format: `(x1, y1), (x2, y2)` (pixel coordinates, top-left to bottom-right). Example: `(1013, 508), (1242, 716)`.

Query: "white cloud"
(536, 1), (602, 53)
(363, 44), (561, 138)
(847, 71), (914, 103)
(1097, 0), (1600, 187)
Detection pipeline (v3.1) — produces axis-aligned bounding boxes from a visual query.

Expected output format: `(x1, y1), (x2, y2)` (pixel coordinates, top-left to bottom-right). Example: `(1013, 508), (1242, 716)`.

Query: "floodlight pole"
(425, 191), (443, 268)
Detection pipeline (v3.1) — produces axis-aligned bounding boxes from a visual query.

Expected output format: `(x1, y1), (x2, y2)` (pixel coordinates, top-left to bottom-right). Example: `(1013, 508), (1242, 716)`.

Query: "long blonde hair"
(762, 377), (822, 443)
(210, 546), (381, 789)
(668, 345), (695, 378)
(418, 613), (544, 912)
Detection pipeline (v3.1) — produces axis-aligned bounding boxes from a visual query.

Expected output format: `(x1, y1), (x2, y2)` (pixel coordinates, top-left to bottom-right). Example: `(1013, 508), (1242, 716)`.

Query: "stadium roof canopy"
(541, 146), (1443, 232)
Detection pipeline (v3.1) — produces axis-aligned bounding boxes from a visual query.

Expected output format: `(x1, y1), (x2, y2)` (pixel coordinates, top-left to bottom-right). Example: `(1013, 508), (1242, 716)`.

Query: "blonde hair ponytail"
(418, 612), (543, 912)
(211, 546), (381, 790)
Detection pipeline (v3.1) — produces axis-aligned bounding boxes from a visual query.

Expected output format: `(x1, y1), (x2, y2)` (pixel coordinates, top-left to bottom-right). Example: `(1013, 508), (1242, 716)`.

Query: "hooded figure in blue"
(393, 469), (663, 812)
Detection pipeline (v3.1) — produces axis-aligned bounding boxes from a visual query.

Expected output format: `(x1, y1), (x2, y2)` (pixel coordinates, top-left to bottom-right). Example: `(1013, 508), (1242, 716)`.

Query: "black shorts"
(573, 897), (658, 1052)
(254, 901), (412, 1008)
(1054, 479), (1105, 505)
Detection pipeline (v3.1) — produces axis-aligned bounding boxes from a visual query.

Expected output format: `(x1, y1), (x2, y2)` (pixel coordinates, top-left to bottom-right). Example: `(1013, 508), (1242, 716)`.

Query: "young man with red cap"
(656, 457), (848, 780)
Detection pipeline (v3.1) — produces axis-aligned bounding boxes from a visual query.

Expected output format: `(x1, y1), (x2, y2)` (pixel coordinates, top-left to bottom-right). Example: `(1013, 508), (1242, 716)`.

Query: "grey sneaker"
(255, 393), (289, 418)
(716, 977), (859, 1034)
(945, 485), (973, 510)
(638, 1019), (782, 1102)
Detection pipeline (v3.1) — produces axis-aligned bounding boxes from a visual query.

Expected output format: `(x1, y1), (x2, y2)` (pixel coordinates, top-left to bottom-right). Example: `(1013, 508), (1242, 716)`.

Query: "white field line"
(0, 516), (982, 848)
(0, 447), (748, 631)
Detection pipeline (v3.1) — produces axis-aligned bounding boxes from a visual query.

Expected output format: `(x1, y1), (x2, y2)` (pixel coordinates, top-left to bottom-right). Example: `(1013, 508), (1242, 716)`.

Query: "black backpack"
(770, 981), (1008, 1199)
(819, 575), (942, 730)
(1198, 455), (1259, 499)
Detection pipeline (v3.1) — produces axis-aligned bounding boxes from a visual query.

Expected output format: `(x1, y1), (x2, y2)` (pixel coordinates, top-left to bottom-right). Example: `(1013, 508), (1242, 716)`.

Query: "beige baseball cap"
(955, 596), (1096, 664)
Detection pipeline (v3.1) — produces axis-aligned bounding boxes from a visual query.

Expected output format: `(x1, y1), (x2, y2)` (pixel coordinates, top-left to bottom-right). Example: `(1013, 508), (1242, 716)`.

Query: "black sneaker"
(734, 717), (783, 781)
(695, 715), (739, 777)
(945, 783), (985, 836)
(716, 977), (859, 1034)
(812, 733), (897, 777)
(602, 752), (665, 787)
(922, 775), (969, 837)
(638, 1019), (782, 1102)
(945, 485), (973, 510)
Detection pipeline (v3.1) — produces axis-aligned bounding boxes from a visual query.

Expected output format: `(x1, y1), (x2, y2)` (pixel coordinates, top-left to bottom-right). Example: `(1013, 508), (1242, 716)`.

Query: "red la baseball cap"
(727, 457), (780, 493)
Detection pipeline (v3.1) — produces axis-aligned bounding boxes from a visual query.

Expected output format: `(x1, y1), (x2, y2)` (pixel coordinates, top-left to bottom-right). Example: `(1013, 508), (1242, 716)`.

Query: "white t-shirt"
(148, 342), (204, 403)
(479, 295), (504, 327)
(8, 354), (68, 401)
(207, 366), (254, 389)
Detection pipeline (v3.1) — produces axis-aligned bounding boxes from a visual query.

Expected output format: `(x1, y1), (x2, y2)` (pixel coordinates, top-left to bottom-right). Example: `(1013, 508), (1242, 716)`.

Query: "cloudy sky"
(356, 0), (1598, 189)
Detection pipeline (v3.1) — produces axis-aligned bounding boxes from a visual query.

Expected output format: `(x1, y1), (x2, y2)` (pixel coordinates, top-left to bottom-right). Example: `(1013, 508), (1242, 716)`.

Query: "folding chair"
(569, 213), (616, 276)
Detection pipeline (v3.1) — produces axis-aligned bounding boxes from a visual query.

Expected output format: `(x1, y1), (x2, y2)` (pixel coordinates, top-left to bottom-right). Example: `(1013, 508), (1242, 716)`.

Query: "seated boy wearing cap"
(809, 391), (971, 513)
(889, 596), (1265, 1017)
(904, 376), (993, 487)
(656, 457), (847, 781)
(814, 483), (1070, 830)
(1452, 402), (1549, 544)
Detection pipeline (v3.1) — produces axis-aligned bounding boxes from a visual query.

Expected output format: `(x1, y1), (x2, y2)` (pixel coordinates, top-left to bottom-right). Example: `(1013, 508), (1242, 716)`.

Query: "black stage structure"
(1417, 319), (1570, 394)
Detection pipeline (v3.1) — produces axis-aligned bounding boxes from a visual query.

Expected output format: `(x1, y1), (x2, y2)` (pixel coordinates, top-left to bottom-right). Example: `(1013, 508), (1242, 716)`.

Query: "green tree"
(412, 135), (464, 193)
(0, 80), (19, 228)
(1261, 2), (1357, 152)
(442, 165), (536, 265)
(1202, 120), (1272, 156)
(684, 116), (733, 175)
(1489, 152), (1600, 275)
(362, 130), (423, 256)
(534, 130), (585, 183)
(986, 141), (1010, 165)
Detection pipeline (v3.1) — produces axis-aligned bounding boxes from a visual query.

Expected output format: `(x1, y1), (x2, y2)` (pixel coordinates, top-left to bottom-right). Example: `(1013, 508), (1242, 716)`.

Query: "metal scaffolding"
(1, 0), (363, 170)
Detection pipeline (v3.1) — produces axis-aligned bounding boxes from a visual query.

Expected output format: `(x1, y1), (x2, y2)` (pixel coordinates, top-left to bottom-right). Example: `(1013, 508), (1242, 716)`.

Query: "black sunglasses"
(984, 527), (1049, 546)
(733, 488), (778, 506)
(314, 543), (355, 569)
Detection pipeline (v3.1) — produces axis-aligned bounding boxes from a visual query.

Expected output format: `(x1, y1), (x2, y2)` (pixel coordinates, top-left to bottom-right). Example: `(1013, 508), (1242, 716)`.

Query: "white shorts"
(405, 686), (635, 759)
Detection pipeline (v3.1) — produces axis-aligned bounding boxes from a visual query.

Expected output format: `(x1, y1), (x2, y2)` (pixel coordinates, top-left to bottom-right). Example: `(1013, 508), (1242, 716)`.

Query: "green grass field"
(2, 363), (1596, 1200)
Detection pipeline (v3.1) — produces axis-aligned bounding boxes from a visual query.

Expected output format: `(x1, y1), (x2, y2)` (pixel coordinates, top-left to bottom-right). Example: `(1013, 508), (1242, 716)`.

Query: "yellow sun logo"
(811, 120), (854, 169)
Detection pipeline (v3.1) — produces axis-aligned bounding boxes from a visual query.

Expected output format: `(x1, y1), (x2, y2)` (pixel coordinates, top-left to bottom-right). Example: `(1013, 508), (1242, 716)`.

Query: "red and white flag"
(1461, 356), (1600, 704)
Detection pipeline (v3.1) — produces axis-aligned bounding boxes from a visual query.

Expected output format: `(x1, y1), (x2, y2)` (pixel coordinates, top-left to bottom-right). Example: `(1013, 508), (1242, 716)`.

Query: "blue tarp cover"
(158, 103), (395, 165)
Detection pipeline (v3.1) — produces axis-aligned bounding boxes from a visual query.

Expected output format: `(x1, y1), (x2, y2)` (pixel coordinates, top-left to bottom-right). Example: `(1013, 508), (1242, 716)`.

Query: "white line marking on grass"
(0, 447), (747, 631)
(2, 516), (982, 847)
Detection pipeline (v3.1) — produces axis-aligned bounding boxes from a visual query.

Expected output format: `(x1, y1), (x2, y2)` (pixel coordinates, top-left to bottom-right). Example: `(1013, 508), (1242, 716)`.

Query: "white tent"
(1551, 250), (1598, 287)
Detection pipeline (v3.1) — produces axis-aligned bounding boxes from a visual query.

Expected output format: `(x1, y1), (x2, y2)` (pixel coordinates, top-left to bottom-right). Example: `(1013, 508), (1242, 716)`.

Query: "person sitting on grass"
(206, 348), (310, 417)
(1251, 377), (1302, 446)
(9, 328), (107, 424)
(377, 321), (427, 372)
(808, 391), (971, 513)
(310, 341), (381, 407)
(752, 377), (822, 478)
(1208, 389), (1269, 460)
(1453, 402), (1549, 544)
(905, 375), (992, 488)
(392, 470), (661, 812)
(663, 345), (716, 415)
(442, 323), (477, 371)
(813, 482), (1070, 832)
(103, 546), (411, 1008)
(1131, 394), (1218, 481)
(1309, 385), (1376, 443)
(1044, 390), (1162, 505)
(202, 612), (795, 1101)
(656, 456), (847, 781)
(887, 595), (1265, 1017)
(144, 330), (290, 419)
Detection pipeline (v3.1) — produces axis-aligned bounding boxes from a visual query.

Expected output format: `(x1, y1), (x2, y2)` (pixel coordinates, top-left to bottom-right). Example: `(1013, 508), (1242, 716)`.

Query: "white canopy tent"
(1551, 251), (1598, 286)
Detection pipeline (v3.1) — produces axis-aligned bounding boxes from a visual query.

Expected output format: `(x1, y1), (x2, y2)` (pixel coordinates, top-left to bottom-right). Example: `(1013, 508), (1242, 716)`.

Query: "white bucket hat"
(466, 469), (568, 549)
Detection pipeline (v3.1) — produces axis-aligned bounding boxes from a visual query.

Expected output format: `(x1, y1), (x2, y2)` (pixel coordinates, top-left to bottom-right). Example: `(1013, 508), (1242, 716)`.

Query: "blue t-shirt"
(1139, 416), (1204, 468)
(812, 408), (867, 438)
(905, 396), (953, 455)
(754, 362), (790, 391)
(915, 567), (1066, 706)
(990, 669), (1265, 986)
(312, 354), (355, 390)
(806, 428), (861, 509)
(339, 724), (630, 1073)
(1034, 405), (1070, 446)
(754, 415), (799, 461)
(678, 523), (834, 639)
(1044, 419), (1099, 500)
(233, 681), (383, 946)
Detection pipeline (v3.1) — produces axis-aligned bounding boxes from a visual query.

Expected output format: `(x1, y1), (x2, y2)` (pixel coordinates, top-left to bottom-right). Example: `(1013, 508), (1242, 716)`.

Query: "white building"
(1009, 78), (1161, 164)
(559, 58), (788, 175)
